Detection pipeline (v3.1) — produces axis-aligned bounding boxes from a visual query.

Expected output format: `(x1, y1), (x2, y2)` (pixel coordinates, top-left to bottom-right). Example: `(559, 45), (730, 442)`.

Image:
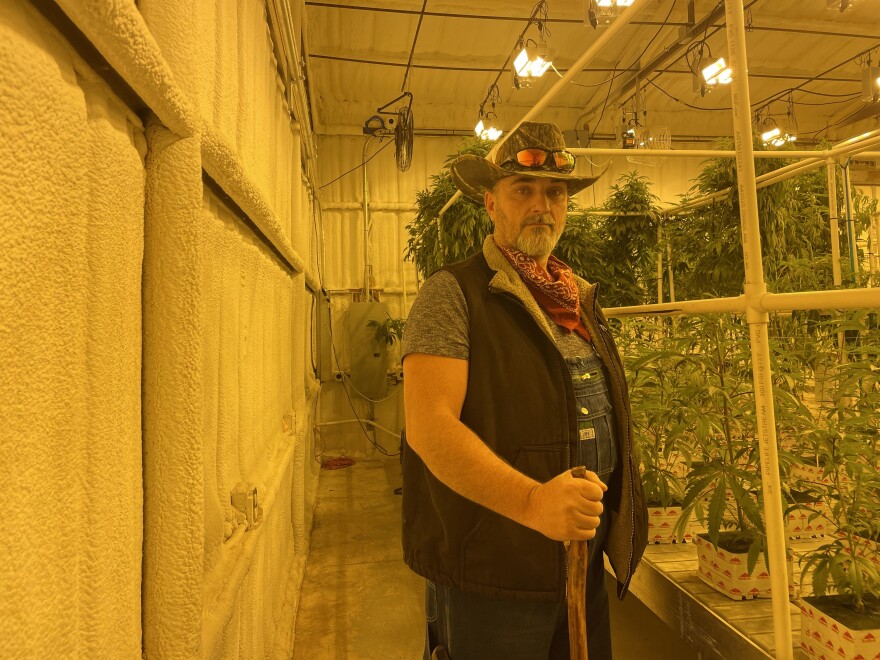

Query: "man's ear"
(484, 189), (495, 218)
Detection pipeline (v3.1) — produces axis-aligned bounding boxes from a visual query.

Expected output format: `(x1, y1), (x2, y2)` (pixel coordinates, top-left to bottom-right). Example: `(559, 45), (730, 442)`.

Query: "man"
(401, 122), (647, 660)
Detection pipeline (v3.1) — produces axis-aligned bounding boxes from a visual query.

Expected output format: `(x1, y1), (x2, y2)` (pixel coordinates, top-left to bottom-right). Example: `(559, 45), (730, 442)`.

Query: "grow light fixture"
(703, 58), (732, 85)
(761, 126), (797, 148)
(761, 127), (781, 143)
(513, 43), (552, 81)
(861, 64), (880, 101)
(475, 115), (502, 141)
(588, 0), (635, 27)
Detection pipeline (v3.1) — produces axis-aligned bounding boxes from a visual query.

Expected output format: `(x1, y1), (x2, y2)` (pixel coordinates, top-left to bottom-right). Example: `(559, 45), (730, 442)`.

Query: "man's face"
(485, 175), (569, 260)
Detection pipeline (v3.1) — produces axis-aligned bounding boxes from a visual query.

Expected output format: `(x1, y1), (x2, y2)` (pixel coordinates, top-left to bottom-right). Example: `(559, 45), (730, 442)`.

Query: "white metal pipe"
(604, 295), (746, 317)
(605, 286), (880, 317)
(724, 3), (792, 657)
(666, 243), (676, 304)
(843, 161), (859, 277)
(827, 160), (843, 286)
(438, 2), (646, 217)
(315, 418), (402, 440)
(399, 212), (409, 313)
(569, 148), (854, 159)
(661, 135), (880, 218)
(759, 287), (880, 312)
(656, 224), (663, 305)
(321, 201), (415, 212)
(868, 213), (880, 275)
(363, 137), (373, 296)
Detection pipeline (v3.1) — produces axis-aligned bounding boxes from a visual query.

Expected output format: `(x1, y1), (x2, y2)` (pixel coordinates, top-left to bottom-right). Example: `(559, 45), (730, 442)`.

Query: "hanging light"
(475, 114), (502, 141)
(702, 57), (733, 85)
(513, 41), (552, 80)
(761, 125), (796, 148)
(860, 64), (880, 101)
(761, 127), (781, 144)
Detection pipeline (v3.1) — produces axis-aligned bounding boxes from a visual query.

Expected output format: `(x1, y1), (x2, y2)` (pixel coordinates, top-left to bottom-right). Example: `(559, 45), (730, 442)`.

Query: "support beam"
(724, 2), (792, 656)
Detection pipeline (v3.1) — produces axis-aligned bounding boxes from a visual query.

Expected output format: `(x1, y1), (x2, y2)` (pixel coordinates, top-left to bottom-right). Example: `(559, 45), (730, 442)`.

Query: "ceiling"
(303, 0), (880, 146)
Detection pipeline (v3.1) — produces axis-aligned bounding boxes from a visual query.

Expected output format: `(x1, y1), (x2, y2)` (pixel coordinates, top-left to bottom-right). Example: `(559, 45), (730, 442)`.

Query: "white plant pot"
(647, 506), (692, 544)
(799, 598), (880, 660)
(695, 534), (772, 600)
(787, 498), (832, 539)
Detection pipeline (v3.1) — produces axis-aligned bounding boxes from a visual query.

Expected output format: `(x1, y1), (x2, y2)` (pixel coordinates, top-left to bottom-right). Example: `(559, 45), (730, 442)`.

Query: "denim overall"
(424, 353), (620, 660)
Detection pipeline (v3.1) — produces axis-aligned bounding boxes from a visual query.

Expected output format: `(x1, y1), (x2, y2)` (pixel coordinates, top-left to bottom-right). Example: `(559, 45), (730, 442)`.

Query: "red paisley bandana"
(497, 243), (590, 341)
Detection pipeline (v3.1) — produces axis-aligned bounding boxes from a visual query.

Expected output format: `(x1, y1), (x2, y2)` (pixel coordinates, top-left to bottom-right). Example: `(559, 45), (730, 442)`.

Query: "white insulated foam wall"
(1, 0), (320, 657)
(0, 2), (145, 656)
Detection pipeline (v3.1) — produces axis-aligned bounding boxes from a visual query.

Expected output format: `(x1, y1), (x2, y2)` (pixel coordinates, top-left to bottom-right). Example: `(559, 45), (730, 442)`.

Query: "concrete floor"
(292, 458), (698, 660)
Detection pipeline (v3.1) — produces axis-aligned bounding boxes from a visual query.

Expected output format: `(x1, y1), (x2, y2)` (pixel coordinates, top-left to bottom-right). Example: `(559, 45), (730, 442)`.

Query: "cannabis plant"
(800, 310), (880, 614)
(621, 318), (694, 508)
(670, 314), (769, 568)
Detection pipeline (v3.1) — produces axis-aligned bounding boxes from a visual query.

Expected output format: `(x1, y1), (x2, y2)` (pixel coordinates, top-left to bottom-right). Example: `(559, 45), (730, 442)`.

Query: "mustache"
(523, 214), (555, 227)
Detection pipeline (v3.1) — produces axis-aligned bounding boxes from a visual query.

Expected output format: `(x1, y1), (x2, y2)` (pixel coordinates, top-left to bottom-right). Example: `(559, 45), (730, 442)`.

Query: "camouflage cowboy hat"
(449, 121), (605, 204)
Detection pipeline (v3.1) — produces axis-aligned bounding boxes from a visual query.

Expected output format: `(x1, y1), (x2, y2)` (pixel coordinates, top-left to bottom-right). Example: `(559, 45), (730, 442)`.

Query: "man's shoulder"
(439, 250), (490, 280)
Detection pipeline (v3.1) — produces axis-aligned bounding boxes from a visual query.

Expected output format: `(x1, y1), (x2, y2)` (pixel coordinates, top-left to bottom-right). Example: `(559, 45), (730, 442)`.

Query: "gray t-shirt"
(401, 270), (594, 361)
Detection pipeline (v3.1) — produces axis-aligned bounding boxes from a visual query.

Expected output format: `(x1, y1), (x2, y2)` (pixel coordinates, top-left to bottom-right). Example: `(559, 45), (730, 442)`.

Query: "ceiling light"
(703, 58), (732, 85)
(761, 127), (781, 144)
(475, 116), (502, 141)
(761, 126), (796, 148)
(513, 45), (552, 80)
(860, 65), (880, 101)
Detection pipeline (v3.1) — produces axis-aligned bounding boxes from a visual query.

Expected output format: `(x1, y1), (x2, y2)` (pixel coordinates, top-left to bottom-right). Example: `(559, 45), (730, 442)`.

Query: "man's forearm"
(407, 412), (541, 529)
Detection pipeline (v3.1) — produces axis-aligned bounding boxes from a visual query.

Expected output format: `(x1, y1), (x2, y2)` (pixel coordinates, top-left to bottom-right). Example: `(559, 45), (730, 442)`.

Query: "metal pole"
(843, 160), (859, 278)
(760, 287), (880, 312)
(606, 295), (747, 317)
(604, 286), (880, 318)
(657, 224), (663, 305)
(724, 3), (792, 659)
(660, 135), (880, 217)
(826, 159), (842, 287)
(437, 2), (646, 217)
(870, 212), (880, 276)
(363, 137), (373, 297)
(568, 147), (858, 159)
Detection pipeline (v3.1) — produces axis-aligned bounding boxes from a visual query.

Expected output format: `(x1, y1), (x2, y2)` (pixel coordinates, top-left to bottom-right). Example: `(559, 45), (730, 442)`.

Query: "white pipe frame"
(726, 4), (791, 655)
(660, 132), (880, 217)
(569, 148), (880, 159)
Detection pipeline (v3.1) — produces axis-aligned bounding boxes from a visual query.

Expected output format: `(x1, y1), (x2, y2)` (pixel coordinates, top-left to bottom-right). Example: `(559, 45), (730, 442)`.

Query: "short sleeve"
(401, 270), (469, 361)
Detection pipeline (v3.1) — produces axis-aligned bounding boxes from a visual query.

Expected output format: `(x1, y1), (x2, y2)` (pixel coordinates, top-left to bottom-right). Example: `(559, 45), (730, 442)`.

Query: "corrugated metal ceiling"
(305, 0), (880, 143)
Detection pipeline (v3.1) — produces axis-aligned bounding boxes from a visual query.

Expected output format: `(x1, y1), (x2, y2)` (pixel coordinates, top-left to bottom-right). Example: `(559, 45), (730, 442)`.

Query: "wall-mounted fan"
(374, 92), (414, 172)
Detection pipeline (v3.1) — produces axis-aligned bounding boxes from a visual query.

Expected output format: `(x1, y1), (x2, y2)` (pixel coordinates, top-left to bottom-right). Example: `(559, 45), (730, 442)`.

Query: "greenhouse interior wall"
(2, 0), (880, 659)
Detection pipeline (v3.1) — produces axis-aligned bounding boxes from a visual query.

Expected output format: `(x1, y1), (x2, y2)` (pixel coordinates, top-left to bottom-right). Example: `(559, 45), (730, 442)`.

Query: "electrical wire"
(588, 0), (678, 141)
(788, 94), (862, 107)
(401, 0), (428, 93)
(318, 139), (393, 189)
(646, 78), (733, 111)
(588, 60), (618, 143)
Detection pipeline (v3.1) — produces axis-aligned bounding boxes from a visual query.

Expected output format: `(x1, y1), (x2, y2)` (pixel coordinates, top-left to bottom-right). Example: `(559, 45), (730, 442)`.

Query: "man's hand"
(524, 468), (607, 541)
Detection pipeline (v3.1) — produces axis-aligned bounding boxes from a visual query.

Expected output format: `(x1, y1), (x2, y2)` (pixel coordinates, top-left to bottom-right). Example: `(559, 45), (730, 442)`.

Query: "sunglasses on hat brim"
(500, 148), (577, 174)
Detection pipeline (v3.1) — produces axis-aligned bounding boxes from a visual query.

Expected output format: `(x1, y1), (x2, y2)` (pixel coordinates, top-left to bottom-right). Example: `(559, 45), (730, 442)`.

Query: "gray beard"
(515, 215), (560, 257)
(515, 231), (556, 257)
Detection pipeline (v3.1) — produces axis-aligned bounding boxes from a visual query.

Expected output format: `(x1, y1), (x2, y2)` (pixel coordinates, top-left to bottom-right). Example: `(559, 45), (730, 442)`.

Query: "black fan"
(395, 105), (414, 172)
(376, 92), (414, 173)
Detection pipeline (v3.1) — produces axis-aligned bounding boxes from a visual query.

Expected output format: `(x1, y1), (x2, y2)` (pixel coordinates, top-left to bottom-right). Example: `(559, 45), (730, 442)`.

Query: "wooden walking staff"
(567, 465), (589, 660)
